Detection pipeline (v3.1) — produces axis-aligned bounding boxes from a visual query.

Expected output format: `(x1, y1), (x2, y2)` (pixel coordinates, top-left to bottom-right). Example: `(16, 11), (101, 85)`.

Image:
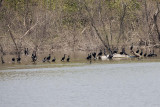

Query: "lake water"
(0, 62), (160, 107)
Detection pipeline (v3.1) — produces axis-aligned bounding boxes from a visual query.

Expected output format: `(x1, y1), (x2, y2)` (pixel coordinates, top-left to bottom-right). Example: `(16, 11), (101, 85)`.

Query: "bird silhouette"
(42, 57), (47, 62)
(52, 57), (56, 62)
(136, 48), (139, 53)
(67, 56), (70, 62)
(12, 58), (15, 63)
(130, 43), (133, 50)
(47, 54), (51, 62)
(61, 54), (66, 62)
(86, 54), (91, 60)
(98, 50), (102, 56)
(17, 56), (21, 63)
(92, 52), (96, 59)
(31, 52), (37, 63)
(140, 50), (143, 56)
(144, 51), (147, 57)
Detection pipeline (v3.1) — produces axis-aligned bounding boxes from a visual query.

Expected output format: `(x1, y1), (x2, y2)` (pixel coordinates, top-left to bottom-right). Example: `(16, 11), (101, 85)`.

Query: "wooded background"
(0, 0), (160, 55)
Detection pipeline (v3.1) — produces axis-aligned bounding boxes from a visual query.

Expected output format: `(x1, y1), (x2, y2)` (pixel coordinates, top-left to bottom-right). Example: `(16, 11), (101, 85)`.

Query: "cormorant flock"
(0, 44), (159, 64)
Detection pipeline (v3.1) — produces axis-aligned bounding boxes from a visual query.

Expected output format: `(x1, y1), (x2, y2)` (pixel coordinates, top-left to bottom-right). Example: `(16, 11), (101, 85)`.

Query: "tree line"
(0, 0), (160, 57)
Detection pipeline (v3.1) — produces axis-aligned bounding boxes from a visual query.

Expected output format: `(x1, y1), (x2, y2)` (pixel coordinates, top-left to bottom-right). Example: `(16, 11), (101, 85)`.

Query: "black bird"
(67, 56), (70, 62)
(113, 47), (118, 54)
(130, 43), (133, 50)
(26, 48), (29, 55)
(52, 57), (56, 62)
(92, 52), (96, 59)
(24, 48), (27, 55)
(86, 54), (91, 60)
(31, 52), (37, 63)
(119, 47), (127, 55)
(17, 56), (21, 63)
(98, 50), (102, 56)
(136, 48), (139, 53)
(12, 58), (15, 63)
(1, 56), (5, 64)
(144, 52), (147, 57)
(47, 54), (51, 62)
(147, 51), (152, 57)
(86, 54), (90, 60)
(120, 48), (124, 55)
(140, 50), (143, 56)
(43, 57), (47, 62)
(120, 51), (123, 55)
(24, 48), (29, 56)
(61, 54), (66, 62)
(108, 54), (113, 59)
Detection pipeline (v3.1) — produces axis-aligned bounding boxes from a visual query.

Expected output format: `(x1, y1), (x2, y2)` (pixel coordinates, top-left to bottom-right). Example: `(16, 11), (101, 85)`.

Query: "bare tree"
(82, 0), (112, 54)
(116, 2), (127, 47)
(153, 1), (160, 41)
(0, 0), (3, 7)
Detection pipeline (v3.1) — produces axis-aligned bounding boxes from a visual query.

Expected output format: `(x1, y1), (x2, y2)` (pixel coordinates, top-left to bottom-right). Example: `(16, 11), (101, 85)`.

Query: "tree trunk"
(116, 3), (126, 47)
(153, 2), (160, 41)
(83, 0), (112, 54)
(0, 0), (3, 7)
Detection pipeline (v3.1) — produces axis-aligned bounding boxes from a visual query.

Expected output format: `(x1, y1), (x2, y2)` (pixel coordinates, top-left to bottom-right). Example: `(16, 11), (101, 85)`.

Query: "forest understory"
(0, 0), (160, 57)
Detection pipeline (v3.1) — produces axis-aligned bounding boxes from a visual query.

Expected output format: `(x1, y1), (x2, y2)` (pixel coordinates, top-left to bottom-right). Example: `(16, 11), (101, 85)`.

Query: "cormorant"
(144, 52), (147, 57)
(92, 52), (96, 59)
(47, 54), (51, 62)
(67, 56), (70, 62)
(147, 51), (152, 57)
(52, 57), (56, 62)
(61, 54), (66, 62)
(17, 56), (21, 63)
(26, 48), (29, 55)
(136, 48), (139, 53)
(98, 50), (102, 56)
(12, 58), (15, 63)
(31, 52), (37, 63)
(140, 50), (143, 56)
(86, 54), (91, 60)
(43, 57), (47, 62)
(130, 43), (133, 50)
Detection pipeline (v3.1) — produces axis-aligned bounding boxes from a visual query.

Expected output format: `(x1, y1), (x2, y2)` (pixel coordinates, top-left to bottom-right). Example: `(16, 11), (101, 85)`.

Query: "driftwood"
(131, 50), (142, 57)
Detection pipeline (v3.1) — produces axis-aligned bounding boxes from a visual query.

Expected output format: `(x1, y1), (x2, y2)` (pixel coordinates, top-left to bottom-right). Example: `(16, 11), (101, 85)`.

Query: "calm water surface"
(0, 62), (160, 107)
